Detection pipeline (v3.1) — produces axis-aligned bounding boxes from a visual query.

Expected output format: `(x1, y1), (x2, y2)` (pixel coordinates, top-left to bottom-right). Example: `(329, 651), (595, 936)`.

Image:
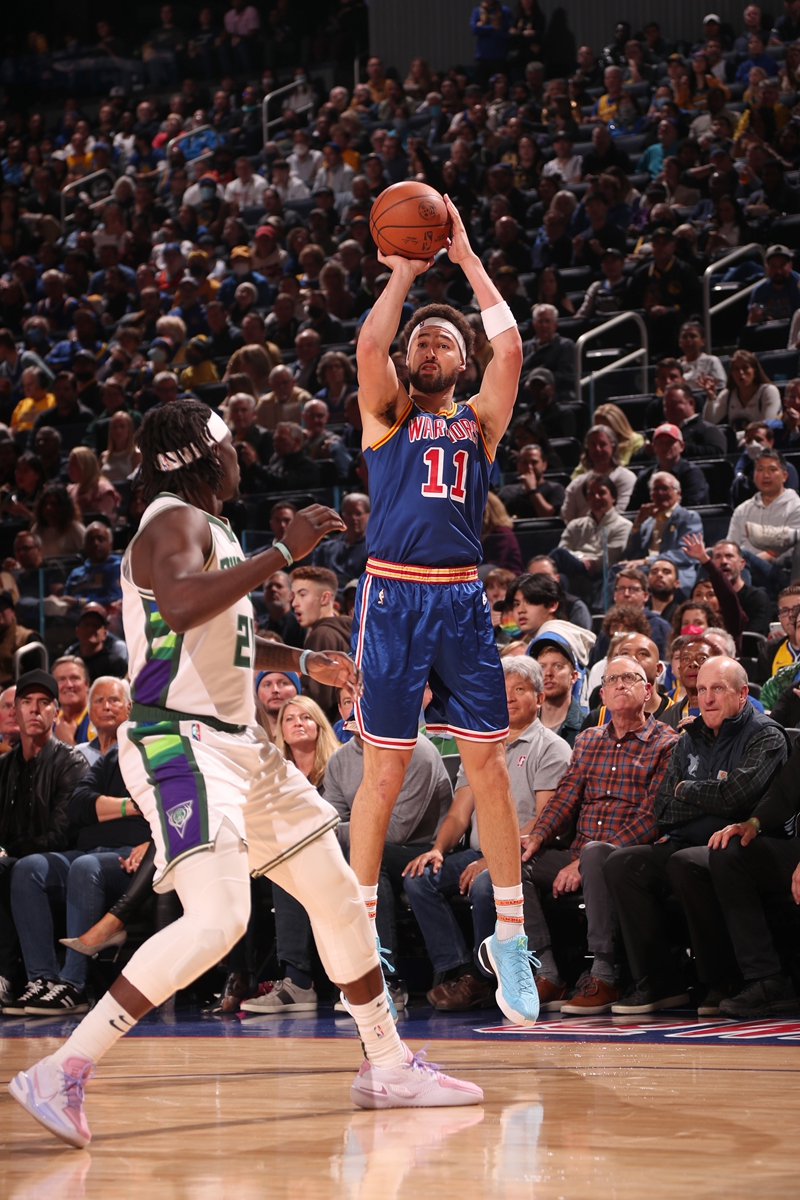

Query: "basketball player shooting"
(351, 194), (539, 1025)
(9, 401), (482, 1148)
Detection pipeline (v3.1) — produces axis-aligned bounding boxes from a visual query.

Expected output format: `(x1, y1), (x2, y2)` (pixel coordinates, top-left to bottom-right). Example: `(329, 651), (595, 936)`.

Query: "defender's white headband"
(407, 318), (467, 366)
(156, 411), (230, 472)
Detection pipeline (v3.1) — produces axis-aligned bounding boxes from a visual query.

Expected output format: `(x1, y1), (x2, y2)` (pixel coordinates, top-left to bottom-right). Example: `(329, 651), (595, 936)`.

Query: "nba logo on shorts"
(191, 723), (201, 741)
(378, 589), (385, 605)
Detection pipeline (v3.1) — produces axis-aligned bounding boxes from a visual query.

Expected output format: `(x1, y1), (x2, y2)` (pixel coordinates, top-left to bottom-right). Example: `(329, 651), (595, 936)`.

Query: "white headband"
(407, 318), (466, 366)
(156, 411), (230, 472)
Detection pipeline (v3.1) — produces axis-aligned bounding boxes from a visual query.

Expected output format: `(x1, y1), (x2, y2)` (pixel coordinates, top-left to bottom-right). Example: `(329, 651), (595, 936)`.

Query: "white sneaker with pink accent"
(8, 1054), (95, 1148)
(350, 1044), (483, 1109)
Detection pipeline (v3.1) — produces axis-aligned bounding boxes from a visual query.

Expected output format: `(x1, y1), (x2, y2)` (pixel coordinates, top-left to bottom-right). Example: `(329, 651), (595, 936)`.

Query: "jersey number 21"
(421, 448), (469, 503)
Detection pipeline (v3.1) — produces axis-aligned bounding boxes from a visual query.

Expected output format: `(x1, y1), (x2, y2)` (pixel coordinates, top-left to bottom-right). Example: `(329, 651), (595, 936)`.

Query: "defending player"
(351, 196), (539, 1024)
(9, 401), (482, 1148)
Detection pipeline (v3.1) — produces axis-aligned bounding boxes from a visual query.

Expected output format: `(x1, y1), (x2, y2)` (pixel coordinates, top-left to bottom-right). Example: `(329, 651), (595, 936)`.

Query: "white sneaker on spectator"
(744, 522), (800, 552)
(240, 977), (317, 1013)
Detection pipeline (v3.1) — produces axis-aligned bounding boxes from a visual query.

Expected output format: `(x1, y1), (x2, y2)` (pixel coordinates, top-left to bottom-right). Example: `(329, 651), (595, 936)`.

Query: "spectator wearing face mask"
(217, 247), (273, 310)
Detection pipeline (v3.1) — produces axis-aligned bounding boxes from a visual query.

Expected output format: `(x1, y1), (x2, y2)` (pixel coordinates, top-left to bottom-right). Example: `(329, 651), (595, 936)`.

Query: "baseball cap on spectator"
(313, 185), (334, 198)
(703, 13), (721, 23)
(72, 349), (96, 366)
(148, 336), (174, 363)
(766, 244), (793, 260)
(708, 143), (732, 159)
(527, 367), (555, 386)
(496, 264), (519, 277)
(650, 227), (675, 240)
(198, 173), (217, 185)
(230, 246), (252, 260)
(187, 249), (209, 265)
(490, 162), (514, 174)
(255, 225), (277, 240)
(163, 242), (183, 257)
(0, 590), (15, 612)
(601, 246), (624, 259)
(528, 631), (577, 667)
(186, 335), (214, 359)
(551, 131), (573, 144)
(16, 669), (59, 702)
(653, 423), (684, 442)
(77, 602), (108, 625)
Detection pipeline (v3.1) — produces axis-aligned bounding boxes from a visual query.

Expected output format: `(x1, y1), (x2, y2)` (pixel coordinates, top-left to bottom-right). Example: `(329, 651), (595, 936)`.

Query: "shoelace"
(506, 938), (541, 987)
(60, 1061), (96, 1110)
(404, 1047), (444, 1077)
(376, 937), (395, 976)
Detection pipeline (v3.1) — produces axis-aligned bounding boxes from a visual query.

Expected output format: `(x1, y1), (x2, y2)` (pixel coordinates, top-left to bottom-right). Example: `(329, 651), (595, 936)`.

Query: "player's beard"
(409, 363), (460, 394)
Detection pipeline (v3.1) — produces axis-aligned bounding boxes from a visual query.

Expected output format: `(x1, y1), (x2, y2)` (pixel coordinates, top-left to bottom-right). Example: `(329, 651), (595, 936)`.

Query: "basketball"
(369, 181), (452, 260)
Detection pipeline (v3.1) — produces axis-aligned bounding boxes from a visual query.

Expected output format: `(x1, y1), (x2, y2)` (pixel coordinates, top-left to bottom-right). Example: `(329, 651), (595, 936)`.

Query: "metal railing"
(703, 243), (767, 352)
(60, 169), (114, 227)
(574, 312), (649, 418)
(262, 81), (315, 144)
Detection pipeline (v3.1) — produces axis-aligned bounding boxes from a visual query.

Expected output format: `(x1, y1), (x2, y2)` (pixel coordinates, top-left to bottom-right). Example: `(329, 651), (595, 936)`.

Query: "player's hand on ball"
(376, 250), (434, 276)
(443, 195), (473, 263)
(281, 504), (346, 562)
(306, 650), (362, 696)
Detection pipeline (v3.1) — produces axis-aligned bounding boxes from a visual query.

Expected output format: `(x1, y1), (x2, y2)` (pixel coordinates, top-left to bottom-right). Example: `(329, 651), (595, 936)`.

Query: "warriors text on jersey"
(364, 396), (491, 567)
(121, 493), (257, 728)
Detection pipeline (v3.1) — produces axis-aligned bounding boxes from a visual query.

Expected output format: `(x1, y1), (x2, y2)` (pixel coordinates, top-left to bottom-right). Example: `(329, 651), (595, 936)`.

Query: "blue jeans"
(402, 849), (495, 975)
(10, 848), (133, 990)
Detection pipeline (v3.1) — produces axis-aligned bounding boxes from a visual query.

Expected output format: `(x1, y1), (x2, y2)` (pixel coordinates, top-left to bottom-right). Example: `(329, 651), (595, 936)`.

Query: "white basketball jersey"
(121, 493), (257, 727)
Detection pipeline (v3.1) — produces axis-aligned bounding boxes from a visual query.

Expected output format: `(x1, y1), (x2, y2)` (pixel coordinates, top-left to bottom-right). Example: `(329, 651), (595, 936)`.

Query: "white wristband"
(272, 541), (293, 567)
(298, 649), (312, 676)
(481, 300), (516, 340)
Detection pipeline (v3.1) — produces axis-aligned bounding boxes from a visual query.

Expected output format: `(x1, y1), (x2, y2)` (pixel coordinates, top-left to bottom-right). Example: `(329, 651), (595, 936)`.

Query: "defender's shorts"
(118, 716), (339, 890)
(351, 558), (509, 749)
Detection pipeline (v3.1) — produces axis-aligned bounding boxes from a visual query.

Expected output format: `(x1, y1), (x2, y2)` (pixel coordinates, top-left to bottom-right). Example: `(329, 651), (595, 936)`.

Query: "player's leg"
(268, 830), (483, 1109)
(8, 823), (251, 1147)
(433, 583), (539, 1024)
(349, 741), (413, 893)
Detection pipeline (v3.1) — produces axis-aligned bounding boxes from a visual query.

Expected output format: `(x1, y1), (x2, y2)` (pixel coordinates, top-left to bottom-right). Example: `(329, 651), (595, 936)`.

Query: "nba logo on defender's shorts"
(191, 723), (201, 741)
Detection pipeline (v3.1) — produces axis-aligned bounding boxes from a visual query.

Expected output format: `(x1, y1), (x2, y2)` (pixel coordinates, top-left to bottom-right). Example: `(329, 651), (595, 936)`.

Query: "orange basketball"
(369, 182), (452, 260)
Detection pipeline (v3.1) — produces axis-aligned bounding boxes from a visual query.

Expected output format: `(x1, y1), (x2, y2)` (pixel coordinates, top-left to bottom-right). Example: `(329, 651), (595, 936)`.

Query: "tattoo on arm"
(254, 637), (301, 672)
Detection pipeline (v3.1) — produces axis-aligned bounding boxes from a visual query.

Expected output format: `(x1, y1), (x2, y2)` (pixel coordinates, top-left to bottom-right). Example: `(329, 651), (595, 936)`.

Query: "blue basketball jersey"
(364, 397), (491, 567)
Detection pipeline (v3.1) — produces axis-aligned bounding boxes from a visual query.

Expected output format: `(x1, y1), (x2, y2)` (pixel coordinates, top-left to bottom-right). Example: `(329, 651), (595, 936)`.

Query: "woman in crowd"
(592, 403), (645, 465)
(314, 351), (357, 421)
(99, 411), (142, 483)
(532, 266), (575, 317)
(703, 193), (748, 255)
(481, 492), (523, 574)
(67, 446), (120, 521)
(30, 483), (86, 557)
(561, 425), (636, 520)
(702, 349), (781, 431)
(238, 695), (343, 1015)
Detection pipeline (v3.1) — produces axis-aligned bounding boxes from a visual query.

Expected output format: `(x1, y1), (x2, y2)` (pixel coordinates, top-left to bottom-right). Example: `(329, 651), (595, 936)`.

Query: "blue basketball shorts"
(351, 558), (509, 749)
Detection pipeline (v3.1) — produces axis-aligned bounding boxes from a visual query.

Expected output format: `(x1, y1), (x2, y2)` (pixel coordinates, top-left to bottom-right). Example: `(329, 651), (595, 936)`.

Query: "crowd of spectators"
(4, 4), (800, 1024)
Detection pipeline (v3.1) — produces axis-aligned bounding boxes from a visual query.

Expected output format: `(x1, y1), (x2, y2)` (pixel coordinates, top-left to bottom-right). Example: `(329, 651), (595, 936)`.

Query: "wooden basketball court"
(2, 1009), (800, 1198)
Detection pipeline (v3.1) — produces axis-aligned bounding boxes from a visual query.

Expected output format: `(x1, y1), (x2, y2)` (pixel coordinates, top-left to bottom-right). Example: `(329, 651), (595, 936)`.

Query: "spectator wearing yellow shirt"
(591, 66), (624, 123)
(10, 367), (55, 434)
(178, 336), (220, 390)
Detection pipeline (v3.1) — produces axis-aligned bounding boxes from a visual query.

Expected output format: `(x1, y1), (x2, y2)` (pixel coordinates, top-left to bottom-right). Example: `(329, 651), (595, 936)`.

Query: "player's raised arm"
(356, 252), (432, 428)
(443, 195), (522, 456)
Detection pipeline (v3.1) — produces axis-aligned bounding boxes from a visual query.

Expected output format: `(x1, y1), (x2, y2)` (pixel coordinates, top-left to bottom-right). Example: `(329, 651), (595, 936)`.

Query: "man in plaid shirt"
(521, 654), (678, 1016)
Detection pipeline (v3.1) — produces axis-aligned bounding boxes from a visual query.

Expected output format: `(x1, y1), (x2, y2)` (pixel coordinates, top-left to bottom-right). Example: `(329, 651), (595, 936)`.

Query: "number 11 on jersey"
(421, 448), (469, 503)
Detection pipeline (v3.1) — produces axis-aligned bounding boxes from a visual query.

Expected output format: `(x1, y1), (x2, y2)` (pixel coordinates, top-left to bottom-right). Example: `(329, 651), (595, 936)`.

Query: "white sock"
(50, 990), (138, 1068)
(494, 883), (525, 942)
(359, 883), (378, 927)
(348, 992), (406, 1068)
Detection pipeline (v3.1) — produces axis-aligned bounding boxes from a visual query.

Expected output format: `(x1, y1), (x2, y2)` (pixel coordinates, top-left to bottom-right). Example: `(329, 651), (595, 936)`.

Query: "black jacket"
(67, 744), (150, 851)
(0, 736), (88, 856)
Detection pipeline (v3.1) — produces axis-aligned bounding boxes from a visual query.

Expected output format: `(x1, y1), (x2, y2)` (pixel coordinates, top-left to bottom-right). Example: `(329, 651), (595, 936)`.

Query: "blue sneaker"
(478, 933), (540, 1025)
(337, 936), (397, 1021)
